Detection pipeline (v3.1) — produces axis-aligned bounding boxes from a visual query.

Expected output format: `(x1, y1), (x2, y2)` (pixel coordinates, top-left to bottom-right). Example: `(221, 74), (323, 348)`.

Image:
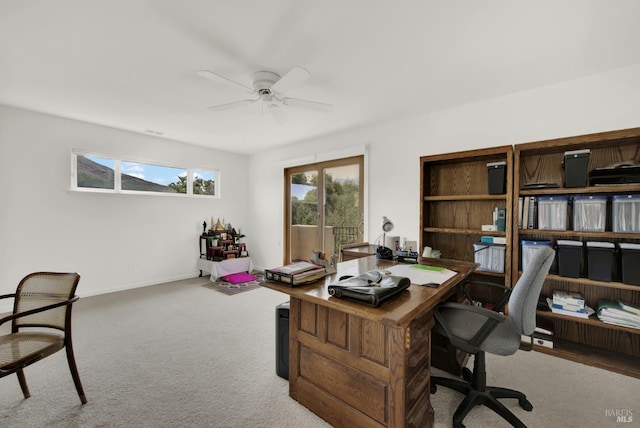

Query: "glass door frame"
(284, 155), (365, 264)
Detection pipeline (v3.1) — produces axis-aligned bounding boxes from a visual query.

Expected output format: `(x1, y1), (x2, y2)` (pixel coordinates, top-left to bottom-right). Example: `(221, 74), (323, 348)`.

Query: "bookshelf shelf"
(517, 229), (640, 240)
(537, 310), (640, 335)
(543, 274), (640, 291)
(423, 194), (508, 202)
(422, 227), (507, 236)
(519, 183), (640, 196)
(531, 339), (640, 379)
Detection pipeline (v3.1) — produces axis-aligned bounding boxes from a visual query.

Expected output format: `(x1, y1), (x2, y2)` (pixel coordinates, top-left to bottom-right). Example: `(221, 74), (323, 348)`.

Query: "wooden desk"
(263, 256), (476, 428)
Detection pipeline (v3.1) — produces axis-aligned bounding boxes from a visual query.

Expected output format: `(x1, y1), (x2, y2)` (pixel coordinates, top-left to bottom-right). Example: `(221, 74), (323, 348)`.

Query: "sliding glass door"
(285, 156), (364, 264)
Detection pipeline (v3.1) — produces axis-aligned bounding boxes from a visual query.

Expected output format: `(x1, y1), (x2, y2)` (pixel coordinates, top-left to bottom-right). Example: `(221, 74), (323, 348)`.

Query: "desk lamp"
(377, 216), (395, 260)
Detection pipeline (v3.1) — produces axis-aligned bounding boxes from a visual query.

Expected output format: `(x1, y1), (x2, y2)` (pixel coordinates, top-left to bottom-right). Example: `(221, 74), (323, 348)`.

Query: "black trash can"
(276, 301), (290, 380)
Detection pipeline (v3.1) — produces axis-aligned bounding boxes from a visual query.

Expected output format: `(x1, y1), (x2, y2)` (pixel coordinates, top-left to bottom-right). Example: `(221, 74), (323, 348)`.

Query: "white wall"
(2, 63), (638, 311)
(0, 106), (249, 312)
(248, 63), (640, 271)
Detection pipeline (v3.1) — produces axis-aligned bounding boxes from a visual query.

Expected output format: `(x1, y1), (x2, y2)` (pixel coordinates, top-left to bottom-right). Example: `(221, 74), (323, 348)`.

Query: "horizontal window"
(193, 170), (216, 196)
(121, 161), (187, 193)
(77, 155), (115, 190)
(71, 151), (219, 197)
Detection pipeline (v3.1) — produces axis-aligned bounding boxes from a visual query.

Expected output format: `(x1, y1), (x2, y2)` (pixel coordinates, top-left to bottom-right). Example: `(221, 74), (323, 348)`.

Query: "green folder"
(410, 264), (445, 272)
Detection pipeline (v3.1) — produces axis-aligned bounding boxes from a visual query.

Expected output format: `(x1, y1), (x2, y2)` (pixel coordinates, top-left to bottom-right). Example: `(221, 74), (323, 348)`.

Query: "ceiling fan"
(197, 66), (333, 124)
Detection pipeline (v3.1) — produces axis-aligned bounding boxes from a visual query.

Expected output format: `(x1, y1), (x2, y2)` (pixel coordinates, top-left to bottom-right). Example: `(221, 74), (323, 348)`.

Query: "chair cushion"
(0, 332), (64, 372)
(434, 308), (522, 356)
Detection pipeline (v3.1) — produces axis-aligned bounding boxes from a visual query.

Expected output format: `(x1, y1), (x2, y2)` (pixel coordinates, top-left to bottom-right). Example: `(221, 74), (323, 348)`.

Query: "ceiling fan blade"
(271, 66), (311, 94)
(206, 98), (260, 112)
(197, 70), (255, 93)
(281, 97), (333, 112)
(267, 104), (288, 125)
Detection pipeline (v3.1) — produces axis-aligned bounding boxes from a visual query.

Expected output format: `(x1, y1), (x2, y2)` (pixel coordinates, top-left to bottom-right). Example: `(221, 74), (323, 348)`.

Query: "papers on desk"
(385, 264), (457, 287)
(265, 261), (326, 286)
(277, 261), (320, 275)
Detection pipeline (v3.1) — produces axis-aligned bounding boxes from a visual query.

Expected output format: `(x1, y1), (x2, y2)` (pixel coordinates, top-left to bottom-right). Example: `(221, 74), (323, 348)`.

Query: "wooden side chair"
(0, 272), (87, 404)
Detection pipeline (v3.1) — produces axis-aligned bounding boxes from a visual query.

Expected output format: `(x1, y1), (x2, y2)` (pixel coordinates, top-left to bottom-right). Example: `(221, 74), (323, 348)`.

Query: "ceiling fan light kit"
(198, 66), (333, 123)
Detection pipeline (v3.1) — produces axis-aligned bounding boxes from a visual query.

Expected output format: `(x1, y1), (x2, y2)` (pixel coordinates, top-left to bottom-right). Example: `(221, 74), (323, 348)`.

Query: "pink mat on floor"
(220, 272), (258, 284)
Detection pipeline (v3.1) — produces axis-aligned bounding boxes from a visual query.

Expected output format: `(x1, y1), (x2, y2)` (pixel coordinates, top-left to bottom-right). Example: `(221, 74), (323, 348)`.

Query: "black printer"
(589, 162), (640, 186)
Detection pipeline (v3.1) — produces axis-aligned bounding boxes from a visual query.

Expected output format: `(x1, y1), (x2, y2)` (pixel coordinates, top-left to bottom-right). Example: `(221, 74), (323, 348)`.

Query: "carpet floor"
(1, 276), (638, 427)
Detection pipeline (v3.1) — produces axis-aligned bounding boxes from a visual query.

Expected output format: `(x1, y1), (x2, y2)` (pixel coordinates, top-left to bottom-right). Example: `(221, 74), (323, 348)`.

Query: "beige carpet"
(0, 276), (638, 427)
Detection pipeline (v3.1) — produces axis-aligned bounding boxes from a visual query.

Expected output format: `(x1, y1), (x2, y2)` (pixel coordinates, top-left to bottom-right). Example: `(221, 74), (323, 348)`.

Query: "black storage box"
(619, 243), (640, 286)
(276, 301), (290, 380)
(587, 241), (615, 282)
(563, 149), (590, 187)
(487, 161), (507, 194)
(557, 240), (583, 278)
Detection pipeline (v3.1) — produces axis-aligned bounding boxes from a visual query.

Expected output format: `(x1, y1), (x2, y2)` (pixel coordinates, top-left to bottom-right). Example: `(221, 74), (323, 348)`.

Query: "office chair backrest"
(508, 246), (555, 336)
(14, 272), (80, 331)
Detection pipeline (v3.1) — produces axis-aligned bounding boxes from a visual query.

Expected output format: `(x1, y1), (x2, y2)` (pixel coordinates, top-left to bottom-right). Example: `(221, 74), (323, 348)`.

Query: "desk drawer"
(410, 312), (434, 348)
(406, 360), (429, 410)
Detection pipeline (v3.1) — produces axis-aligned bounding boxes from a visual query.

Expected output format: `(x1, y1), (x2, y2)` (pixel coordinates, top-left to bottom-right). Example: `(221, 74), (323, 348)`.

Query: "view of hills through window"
(76, 155), (215, 195)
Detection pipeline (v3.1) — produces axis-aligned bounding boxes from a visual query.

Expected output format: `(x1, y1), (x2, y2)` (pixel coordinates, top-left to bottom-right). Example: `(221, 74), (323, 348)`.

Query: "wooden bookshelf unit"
(420, 146), (514, 375)
(421, 128), (640, 379)
(420, 145), (514, 295)
(512, 127), (640, 378)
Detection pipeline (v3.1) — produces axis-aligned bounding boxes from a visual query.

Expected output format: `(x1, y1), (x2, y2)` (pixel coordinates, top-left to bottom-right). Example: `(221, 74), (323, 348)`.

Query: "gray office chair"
(431, 246), (555, 428)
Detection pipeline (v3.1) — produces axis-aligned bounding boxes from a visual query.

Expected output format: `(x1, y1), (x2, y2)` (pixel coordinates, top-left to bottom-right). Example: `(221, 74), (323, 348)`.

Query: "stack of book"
(597, 300), (640, 329)
(518, 196), (538, 229)
(546, 290), (594, 319)
(265, 261), (326, 286)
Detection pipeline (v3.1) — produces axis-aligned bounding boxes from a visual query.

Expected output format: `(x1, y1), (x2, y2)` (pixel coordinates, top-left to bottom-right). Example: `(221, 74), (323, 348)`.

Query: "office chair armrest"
(434, 302), (507, 349)
(0, 295), (79, 328)
(460, 280), (512, 312)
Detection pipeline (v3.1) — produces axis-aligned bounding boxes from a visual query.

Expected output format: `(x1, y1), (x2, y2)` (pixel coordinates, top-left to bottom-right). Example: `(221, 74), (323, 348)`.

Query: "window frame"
(70, 150), (221, 198)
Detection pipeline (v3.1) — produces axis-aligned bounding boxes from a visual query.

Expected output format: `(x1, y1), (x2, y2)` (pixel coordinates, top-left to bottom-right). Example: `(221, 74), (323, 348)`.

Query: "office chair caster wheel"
(520, 399), (533, 411)
(430, 384), (437, 394)
(462, 367), (473, 382)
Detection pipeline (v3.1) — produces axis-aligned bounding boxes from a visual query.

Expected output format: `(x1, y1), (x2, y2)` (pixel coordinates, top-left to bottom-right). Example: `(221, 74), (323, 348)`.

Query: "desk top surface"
(263, 256), (477, 327)
(341, 243), (377, 255)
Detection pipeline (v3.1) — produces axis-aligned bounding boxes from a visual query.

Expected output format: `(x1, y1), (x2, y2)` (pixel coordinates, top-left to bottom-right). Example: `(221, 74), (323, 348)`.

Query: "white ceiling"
(2, 0), (640, 155)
